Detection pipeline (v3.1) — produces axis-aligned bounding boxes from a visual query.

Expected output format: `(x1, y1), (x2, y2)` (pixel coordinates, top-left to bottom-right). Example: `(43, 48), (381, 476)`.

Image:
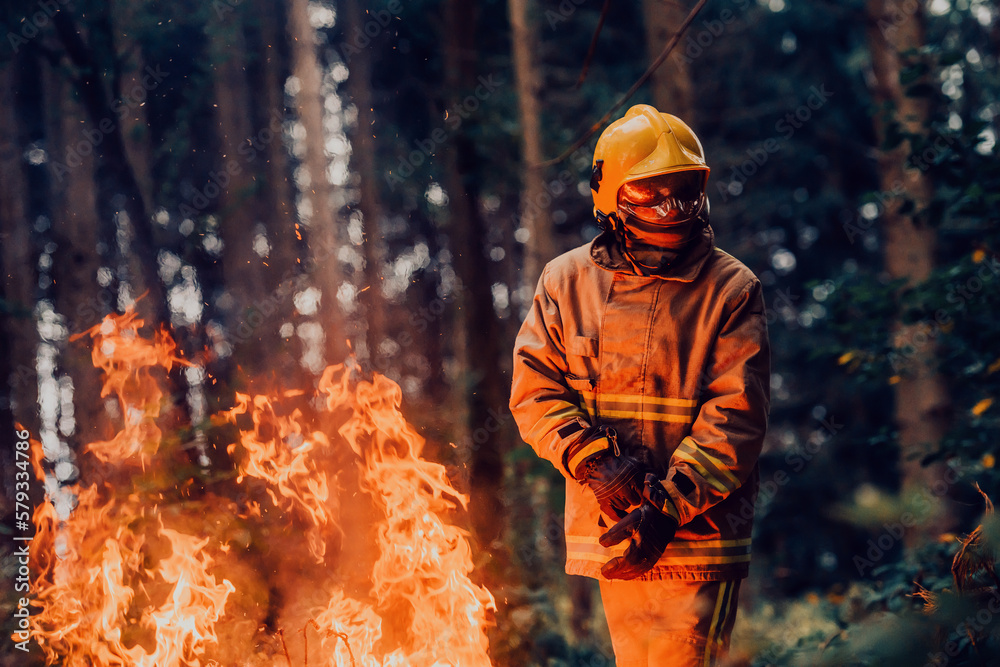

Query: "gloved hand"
(598, 495), (679, 580)
(642, 472), (675, 515)
(566, 427), (646, 520)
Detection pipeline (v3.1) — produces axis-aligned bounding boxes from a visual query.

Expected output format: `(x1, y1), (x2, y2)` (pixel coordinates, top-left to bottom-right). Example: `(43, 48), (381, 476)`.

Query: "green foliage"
(750, 2), (1000, 661)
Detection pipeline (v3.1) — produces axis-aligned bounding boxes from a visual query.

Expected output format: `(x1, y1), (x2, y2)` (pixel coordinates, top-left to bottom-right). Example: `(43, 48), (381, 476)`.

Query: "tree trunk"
(117, 33), (156, 210)
(51, 9), (167, 332)
(257, 0), (303, 291)
(508, 0), (554, 290)
(866, 0), (952, 541)
(443, 0), (510, 552)
(46, 9), (202, 482)
(419, 215), (448, 408)
(247, 0), (303, 380)
(642, 0), (694, 120)
(342, 0), (387, 366)
(211, 10), (271, 381)
(288, 0), (347, 367)
(44, 60), (112, 480)
(0, 55), (40, 491)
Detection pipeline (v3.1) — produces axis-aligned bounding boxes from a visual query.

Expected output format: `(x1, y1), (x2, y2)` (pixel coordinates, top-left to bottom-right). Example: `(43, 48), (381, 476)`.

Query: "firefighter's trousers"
(599, 578), (741, 667)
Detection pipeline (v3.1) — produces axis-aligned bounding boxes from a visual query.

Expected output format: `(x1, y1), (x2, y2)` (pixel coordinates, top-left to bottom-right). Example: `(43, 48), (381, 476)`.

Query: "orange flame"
(318, 368), (495, 665)
(27, 309), (495, 666)
(70, 309), (188, 466)
(223, 392), (338, 563)
(29, 485), (234, 666)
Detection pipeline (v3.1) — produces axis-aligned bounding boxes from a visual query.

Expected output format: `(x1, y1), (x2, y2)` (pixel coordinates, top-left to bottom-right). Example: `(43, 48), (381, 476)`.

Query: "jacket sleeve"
(658, 277), (771, 525)
(510, 266), (597, 479)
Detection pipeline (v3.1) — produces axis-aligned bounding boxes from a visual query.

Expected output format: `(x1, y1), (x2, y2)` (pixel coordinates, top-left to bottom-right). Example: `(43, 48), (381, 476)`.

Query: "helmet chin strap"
(596, 206), (710, 276)
(595, 210), (647, 275)
(612, 213), (654, 276)
(609, 210), (707, 276)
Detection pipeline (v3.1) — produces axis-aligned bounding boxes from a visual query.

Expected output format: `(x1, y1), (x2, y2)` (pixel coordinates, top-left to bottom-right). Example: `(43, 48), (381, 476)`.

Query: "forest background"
(1, 0), (1000, 665)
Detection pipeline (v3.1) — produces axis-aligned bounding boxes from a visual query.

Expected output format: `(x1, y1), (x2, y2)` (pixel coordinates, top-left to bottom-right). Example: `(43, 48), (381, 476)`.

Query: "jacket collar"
(589, 222), (715, 282)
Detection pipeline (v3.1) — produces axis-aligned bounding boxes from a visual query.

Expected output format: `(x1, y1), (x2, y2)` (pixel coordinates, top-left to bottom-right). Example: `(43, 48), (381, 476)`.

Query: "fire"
(28, 486), (234, 666)
(316, 369), (495, 665)
(25, 310), (496, 666)
(223, 390), (339, 563)
(70, 308), (189, 466)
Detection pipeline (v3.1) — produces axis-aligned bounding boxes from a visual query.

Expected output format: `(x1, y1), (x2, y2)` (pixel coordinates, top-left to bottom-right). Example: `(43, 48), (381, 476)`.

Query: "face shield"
(616, 171), (708, 226)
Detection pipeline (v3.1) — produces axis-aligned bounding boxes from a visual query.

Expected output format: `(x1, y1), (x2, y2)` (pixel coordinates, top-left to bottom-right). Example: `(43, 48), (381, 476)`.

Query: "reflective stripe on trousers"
(599, 578), (740, 667)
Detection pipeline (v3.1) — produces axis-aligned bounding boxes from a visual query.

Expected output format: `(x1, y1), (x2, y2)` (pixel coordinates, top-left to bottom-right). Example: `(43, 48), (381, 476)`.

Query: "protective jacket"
(510, 223), (770, 581)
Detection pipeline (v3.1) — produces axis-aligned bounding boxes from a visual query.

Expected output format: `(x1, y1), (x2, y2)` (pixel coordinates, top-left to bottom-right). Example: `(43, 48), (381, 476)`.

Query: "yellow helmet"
(590, 104), (709, 224)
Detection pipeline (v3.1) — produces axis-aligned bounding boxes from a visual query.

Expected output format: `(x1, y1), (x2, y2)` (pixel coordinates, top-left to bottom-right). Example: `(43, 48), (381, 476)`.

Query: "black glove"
(599, 500), (679, 580)
(566, 427), (646, 520)
(581, 452), (646, 521)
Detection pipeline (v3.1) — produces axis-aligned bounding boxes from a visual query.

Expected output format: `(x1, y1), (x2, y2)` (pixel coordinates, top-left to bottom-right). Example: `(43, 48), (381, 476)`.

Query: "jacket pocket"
(566, 335), (599, 381)
(564, 374), (596, 391)
(565, 373), (597, 419)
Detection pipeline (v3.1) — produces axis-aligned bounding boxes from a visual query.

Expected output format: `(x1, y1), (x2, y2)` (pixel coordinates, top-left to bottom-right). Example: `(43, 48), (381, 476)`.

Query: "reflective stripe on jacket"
(510, 224), (770, 581)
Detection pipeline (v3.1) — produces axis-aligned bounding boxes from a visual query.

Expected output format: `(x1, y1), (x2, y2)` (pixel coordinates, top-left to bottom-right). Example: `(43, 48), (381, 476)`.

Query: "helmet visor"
(617, 171), (707, 224)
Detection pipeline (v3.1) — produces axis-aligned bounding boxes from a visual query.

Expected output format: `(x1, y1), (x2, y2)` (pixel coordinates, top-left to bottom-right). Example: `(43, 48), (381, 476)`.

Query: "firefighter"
(510, 104), (770, 666)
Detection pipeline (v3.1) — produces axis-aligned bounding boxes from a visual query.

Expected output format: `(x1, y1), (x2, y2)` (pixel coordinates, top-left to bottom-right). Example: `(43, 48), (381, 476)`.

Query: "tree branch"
(536, 0), (707, 168)
(573, 0), (611, 90)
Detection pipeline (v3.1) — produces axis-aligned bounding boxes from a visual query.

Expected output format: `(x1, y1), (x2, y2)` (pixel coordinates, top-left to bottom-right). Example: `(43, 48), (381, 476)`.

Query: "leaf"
(972, 398), (993, 417)
(966, 183), (985, 199)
